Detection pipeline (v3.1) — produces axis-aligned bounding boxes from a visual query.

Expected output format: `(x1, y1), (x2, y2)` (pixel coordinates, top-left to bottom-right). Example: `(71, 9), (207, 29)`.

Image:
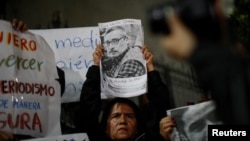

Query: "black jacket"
(190, 42), (250, 124)
(75, 65), (171, 141)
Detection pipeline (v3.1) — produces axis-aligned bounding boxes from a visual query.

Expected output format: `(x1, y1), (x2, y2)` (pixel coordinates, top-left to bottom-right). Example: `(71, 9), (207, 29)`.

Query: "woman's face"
(106, 103), (138, 141)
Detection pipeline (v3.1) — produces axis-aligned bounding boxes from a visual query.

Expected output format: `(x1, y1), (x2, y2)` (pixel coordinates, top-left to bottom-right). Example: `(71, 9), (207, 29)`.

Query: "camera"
(147, 0), (220, 40)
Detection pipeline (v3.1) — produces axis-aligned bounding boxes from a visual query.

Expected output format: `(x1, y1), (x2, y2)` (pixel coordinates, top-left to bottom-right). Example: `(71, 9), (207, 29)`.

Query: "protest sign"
(21, 133), (89, 141)
(99, 19), (147, 98)
(0, 20), (61, 137)
(167, 100), (223, 141)
(30, 27), (100, 102)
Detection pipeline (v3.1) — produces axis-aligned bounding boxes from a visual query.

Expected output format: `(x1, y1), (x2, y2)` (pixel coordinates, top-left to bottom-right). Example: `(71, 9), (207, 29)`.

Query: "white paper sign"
(21, 133), (89, 141)
(30, 27), (100, 102)
(0, 20), (61, 137)
(99, 19), (147, 97)
(167, 101), (223, 141)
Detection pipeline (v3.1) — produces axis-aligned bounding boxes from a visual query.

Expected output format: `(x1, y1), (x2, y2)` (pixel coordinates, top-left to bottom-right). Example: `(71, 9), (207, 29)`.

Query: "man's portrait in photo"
(100, 25), (146, 78)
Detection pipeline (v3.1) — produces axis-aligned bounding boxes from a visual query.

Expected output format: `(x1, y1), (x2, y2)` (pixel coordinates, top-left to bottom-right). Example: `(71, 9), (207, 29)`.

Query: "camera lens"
(147, 7), (170, 35)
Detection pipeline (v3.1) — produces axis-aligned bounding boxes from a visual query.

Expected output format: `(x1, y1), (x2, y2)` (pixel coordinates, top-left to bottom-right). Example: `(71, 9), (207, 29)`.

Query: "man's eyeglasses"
(103, 36), (127, 47)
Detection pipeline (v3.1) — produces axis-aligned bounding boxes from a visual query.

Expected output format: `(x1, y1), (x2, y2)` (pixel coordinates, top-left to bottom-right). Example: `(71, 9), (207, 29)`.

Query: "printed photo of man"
(101, 25), (146, 78)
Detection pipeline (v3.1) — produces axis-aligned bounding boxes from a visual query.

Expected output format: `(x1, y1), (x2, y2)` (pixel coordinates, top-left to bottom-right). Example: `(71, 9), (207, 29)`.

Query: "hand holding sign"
(11, 18), (28, 32)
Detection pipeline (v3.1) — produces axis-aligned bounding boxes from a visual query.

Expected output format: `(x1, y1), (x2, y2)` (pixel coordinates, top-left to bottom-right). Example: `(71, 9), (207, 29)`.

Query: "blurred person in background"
(147, 1), (250, 140)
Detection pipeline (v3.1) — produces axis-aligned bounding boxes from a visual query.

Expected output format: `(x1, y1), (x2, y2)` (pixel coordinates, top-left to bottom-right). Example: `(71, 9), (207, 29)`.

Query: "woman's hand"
(11, 18), (28, 32)
(161, 13), (197, 60)
(142, 45), (154, 72)
(0, 130), (14, 141)
(159, 116), (176, 140)
(92, 44), (104, 66)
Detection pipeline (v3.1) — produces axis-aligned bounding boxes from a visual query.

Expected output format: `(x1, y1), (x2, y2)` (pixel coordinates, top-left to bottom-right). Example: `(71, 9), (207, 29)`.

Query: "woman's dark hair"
(100, 97), (145, 137)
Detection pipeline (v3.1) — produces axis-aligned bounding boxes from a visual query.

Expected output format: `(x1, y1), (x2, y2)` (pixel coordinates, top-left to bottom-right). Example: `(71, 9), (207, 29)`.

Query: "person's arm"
(142, 45), (154, 72)
(81, 45), (103, 110)
(145, 69), (174, 141)
(75, 65), (104, 140)
(159, 116), (176, 141)
(147, 71), (172, 110)
(75, 45), (106, 140)
(141, 46), (173, 141)
(142, 45), (172, 114)
(75, 65), (102, 127)
(189, 41), (250, 124)
(56, 67), (65, 96)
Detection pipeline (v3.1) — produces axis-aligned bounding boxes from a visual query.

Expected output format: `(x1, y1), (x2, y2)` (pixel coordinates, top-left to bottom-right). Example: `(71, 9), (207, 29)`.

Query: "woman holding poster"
(76, 44), (171, 141)
(75, 41), (173, 141)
